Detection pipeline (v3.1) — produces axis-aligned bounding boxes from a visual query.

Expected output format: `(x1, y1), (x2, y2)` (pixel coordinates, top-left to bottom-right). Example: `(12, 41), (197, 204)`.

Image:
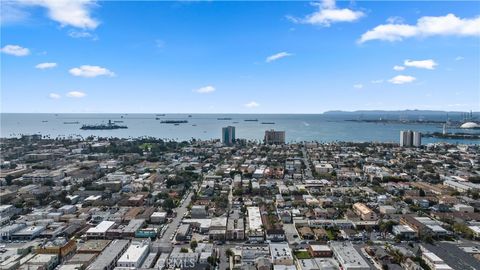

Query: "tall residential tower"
(222, 126), (236, 145)
(400, 130), (421, 147)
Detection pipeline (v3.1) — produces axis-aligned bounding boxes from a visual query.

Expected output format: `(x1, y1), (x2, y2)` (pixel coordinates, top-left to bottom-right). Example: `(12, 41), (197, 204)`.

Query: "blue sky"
(1, 0), (479, 113)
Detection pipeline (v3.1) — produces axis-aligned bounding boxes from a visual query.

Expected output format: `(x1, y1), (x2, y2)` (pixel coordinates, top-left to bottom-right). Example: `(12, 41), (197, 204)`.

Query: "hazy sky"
(1, 0), (479, 113)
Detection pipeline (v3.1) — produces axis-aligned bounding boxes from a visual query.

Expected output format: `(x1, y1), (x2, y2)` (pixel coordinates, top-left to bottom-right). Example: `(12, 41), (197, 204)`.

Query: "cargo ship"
(64, 121), (80, 124)
(217, 118), (232, 120)
(80, 120), (127, 130)
(244, 119), (258, 122)
(160, 120), (188, 124)
(261, 122), (275, 124)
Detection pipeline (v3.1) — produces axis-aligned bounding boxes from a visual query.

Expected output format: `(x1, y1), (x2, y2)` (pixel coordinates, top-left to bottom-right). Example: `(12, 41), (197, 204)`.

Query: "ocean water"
(1, 113), (479, 144)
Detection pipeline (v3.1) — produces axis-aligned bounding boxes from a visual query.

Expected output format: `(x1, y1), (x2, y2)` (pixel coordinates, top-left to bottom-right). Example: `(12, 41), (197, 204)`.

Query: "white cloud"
(49, 93), (61, 99)
(66, 91), (86, 98)
(388, 75), (416, 84)
(353, 83), (363, 89)
(35, 62), (57, 69)
(359, 13), (480, 43)
(455, 56), (464, 61)
(447, 103), (468, 107)
(0, 2), (29, 24)
(245, 101), (260, 108)
(68, 30), (97, 40)
(393, 65), (405, 71)
(1, 44), (30, 56)
(266, 52), (292, 63)
(194, 85), (215, 94)
(386, 16), (404, 24)
(18, 0), (99, 29)
(288, 0), (364, 27)
(371, 79), (383, 84)
(69, 65), (115, 77)
(404, 59), (438, 70)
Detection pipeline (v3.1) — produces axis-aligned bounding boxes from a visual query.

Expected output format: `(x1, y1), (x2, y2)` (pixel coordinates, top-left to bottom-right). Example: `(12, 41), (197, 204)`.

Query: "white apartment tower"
(400, 130), (421, 147)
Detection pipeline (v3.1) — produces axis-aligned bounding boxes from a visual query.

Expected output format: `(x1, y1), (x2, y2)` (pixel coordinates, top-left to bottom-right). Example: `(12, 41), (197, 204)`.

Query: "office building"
(400, 130), (421, 147)
(222, 126), (236, 145)
(264, 129), (285, 145)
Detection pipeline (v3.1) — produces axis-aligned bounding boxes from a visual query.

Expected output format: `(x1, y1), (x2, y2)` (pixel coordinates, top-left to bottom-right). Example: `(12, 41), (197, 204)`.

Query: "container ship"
(80, 120), (128, 130)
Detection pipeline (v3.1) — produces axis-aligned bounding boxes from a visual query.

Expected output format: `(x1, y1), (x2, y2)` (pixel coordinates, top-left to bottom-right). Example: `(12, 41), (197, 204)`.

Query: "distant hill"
(324, 110), (479, 116)
(323, 110), (479, 121)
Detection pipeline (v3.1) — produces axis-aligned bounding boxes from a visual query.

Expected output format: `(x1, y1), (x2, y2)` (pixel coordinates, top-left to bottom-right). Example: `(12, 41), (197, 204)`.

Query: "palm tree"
(225, 248), (234, 258)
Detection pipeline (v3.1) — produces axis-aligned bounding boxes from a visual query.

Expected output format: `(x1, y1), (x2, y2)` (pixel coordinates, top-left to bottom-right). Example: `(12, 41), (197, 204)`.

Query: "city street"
(159, 191), (193, 243)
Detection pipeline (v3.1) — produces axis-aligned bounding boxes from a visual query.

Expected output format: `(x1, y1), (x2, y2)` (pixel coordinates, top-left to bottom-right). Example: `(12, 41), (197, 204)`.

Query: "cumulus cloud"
(388, 75), (416, 84)
(359, 13), (480, 43)
(66, 91), (86, 98)
(17, 0), (99, 29)
(288, 0), (364, 27)
(49, 93), (61, 99)
(245, 101), (260, 108)
(353, 84), (363, 89)
(371, 79), (384, 84)
(35, 62), (57, 69)
(266, 52), (292, 63)
(69, 65), (115, 77)
(455, 56), (464, 61)
(194, 85), (215, 94)
(404, 59), (438, 70)
(1, 44), (30, 56)
(393, 65), (405, 71)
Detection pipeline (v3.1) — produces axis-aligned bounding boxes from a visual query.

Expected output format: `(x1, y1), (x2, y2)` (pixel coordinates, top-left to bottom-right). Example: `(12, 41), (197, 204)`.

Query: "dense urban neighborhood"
(1, 134), (480, 270)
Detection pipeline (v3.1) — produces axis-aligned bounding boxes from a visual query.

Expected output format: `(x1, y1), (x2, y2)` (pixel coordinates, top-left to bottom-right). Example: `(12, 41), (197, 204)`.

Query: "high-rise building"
(400, 130), (421, 147)
(264, 129), (285, 145)
(400, 130), (412, 147)
(413, 131), (421, 147)
(222, 126), (236, 145)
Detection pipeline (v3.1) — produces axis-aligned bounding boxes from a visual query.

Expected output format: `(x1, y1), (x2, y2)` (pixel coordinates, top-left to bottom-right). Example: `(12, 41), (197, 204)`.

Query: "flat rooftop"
(118, 242), (149, 263)
(330, 241), (369, 269)
(87, 221), (115, 234)
(77, 240), (111, 253)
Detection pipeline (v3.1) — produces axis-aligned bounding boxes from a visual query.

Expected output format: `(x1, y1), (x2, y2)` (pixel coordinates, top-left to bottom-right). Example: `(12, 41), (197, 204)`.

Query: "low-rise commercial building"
(330, 241), (370, 270)
(270, 243), (294, 266)
(116, 240), (150, 268)
(86, 221), (116, 239)
(87, 239), (130, 270)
